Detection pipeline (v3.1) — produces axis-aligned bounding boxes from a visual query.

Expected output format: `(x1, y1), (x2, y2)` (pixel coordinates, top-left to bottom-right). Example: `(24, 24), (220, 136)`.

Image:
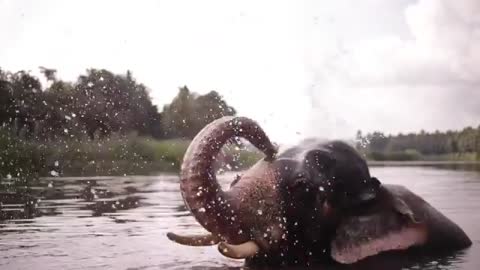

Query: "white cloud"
(0, 0), (310, 144)
(0, 0), (478, 145)
(304, 0), (480, 140)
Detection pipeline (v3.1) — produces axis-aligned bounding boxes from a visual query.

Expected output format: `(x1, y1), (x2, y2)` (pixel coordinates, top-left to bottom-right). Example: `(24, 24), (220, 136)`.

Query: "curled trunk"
(180, 116), (277, 243)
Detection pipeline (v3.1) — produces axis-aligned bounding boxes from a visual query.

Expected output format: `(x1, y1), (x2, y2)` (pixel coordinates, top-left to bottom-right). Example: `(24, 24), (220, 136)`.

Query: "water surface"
(1, 165), (479, 269)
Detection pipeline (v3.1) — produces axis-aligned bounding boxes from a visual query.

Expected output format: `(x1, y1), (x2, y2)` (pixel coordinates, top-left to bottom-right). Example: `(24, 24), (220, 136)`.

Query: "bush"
(421, 152), (478, 162)
(0, 128), (45, 180)
(38, 135), (190, 176)
(1, 130), (262, 178)
(367, 149), (422, 161)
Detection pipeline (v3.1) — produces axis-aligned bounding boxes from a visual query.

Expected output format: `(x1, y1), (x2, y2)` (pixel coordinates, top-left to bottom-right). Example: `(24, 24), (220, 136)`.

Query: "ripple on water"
(0, 168), (479, 269)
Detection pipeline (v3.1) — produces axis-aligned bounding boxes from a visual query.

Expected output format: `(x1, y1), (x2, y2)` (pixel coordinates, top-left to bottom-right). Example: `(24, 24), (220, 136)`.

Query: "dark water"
(1, 165), (479, 270)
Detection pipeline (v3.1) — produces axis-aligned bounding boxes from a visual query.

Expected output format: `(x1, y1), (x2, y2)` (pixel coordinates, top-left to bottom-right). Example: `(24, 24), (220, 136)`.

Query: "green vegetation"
(0, 67), (235, 141)
(356, 128), (480, 161)
(0, 128), (261, 178)
(1, 66), (479, 180)
(0, 128), (44, 180)
(0, 67), (252, 179)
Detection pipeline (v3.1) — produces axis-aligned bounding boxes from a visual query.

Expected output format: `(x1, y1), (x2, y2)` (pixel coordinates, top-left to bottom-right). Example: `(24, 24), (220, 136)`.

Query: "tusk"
(217, 241), (260, 259)
(166, 232), (220, 246)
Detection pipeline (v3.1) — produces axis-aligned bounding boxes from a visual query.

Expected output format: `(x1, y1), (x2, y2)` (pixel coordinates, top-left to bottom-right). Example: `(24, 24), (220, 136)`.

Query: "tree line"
(356, 127), (480, 161)
(0, 67), (236, 141)
(2, 66), (478, 162)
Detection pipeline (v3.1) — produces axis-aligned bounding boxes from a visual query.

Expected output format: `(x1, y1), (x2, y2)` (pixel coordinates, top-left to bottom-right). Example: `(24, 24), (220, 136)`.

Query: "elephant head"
(167, 116), (382, 266)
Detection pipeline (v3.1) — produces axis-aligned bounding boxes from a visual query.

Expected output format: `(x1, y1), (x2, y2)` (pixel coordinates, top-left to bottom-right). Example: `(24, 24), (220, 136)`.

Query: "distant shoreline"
(368, 160), (480, 166)
(1, 131), (478, 180)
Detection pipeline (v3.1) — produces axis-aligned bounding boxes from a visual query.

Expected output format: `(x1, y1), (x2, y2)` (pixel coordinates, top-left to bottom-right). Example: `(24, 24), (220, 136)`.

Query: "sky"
(1, 0), (479, 145)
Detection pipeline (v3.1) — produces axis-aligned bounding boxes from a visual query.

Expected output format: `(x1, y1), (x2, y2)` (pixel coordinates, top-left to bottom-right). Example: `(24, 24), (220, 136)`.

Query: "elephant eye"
(290, 173), (316, 193)
(370, 177), (381, 186)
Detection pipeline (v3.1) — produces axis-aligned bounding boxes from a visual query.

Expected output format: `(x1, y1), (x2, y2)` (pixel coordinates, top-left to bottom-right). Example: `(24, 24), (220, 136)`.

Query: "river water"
(1, 164), (479, 270)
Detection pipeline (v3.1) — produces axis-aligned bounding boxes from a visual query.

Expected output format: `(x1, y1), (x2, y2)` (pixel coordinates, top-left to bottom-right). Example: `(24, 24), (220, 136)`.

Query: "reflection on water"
(1, 165), (479, 269)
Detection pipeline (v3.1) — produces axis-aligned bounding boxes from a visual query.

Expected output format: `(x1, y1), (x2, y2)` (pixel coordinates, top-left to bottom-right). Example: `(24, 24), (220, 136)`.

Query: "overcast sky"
(1, 0), (479, 145)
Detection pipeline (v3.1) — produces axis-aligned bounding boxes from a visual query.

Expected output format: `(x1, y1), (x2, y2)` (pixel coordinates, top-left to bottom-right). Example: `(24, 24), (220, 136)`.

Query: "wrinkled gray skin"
(167, 116), (380, 267)
(167, 116), (472, 267)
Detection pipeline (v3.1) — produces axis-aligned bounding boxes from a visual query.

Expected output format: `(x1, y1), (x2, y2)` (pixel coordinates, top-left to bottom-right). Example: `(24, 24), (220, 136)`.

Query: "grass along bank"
(2, 127), (478, 181)
(363, 150), (479, 162)
(0, 129), (263, 179)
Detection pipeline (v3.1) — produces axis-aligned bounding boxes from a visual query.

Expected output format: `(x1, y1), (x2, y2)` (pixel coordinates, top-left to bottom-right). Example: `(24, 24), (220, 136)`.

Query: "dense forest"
(0, 67), (235, 141)
(356, 127), (480, 161)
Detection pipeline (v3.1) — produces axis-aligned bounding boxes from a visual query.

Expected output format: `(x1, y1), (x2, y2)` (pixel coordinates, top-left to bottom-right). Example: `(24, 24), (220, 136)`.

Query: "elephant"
(166, 116), (472, 267)
(166, 116), (384, 266)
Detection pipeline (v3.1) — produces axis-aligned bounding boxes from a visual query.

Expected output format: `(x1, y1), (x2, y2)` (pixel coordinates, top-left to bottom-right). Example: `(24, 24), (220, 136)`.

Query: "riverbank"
(1, 129), (478, 180)
(368, 160), (480, 166)
(0, 131), (262, 179)
(363, 150), (478, 162)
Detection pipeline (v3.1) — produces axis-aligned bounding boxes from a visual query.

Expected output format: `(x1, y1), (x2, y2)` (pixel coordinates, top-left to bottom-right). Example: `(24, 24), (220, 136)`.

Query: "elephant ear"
(330, 196), (428, 264)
